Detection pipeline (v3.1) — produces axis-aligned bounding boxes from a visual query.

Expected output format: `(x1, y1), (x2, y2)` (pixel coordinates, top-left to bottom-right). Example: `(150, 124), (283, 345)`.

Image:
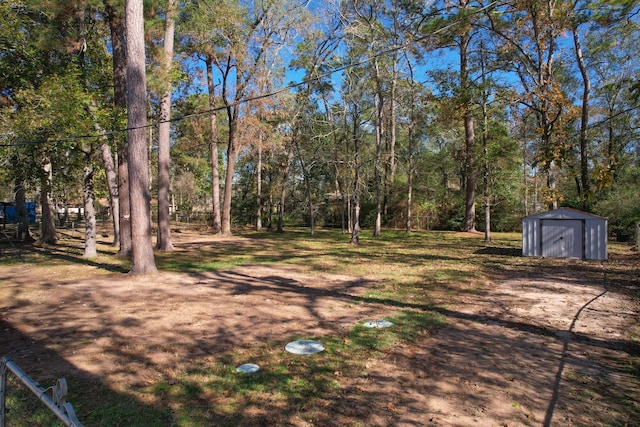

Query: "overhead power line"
(2, 1), (502, 148)
(3, 1), (628, 150)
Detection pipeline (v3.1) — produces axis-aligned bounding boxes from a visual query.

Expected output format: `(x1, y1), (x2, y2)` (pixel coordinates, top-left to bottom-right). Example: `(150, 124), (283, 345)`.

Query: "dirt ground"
(1, 231), (639, 426)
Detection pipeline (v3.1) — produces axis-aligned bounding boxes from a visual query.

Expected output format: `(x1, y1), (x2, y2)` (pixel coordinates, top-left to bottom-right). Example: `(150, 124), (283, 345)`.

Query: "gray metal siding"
(522, 208), (607, 260)
(541, 219), (584, 258)
(522, 218), (540, 257)
(584, 219), (608, 260)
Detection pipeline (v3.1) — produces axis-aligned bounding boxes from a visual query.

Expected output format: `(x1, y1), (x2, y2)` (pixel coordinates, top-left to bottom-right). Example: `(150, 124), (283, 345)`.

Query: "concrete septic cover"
(363, 320), (394, 328)
(236, 363), (260, 373)
(285, 340), (325, 355)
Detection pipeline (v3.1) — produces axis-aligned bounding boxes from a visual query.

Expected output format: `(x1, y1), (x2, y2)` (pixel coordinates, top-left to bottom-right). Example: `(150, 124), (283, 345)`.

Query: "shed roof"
(522, 207), (607, 221)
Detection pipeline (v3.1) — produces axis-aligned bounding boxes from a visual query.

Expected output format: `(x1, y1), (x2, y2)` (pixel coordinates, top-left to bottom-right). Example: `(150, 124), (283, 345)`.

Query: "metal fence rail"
(0, 356), (83, 427)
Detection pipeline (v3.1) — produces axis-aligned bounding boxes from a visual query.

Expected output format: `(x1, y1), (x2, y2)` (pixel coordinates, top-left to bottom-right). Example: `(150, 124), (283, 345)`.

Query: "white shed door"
(541, 219), (583, 258)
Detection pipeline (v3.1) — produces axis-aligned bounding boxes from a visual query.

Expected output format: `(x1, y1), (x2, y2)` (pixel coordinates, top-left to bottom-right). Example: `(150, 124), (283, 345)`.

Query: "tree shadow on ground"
(475, 246), (522, 257)
(1, 231), (638, 426)
(0, 240), (128, 273)
(0, 319), (170, 426)
(181, 264), (639, 425)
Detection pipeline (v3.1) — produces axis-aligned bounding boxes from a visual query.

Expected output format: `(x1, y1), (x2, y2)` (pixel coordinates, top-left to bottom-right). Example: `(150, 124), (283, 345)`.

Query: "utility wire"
(1, 1), (501, 148)
(4, 1), (635, 148)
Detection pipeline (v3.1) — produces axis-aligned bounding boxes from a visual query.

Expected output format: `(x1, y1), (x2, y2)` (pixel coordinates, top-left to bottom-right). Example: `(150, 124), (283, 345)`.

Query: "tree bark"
(117, 145), (132, 256)
(83, 160), (97, 258)
(460, 3), (477, 232)
(548, 159), (558, 210)
(85, 101), (120, 248)
(206, 55), (221, 233)
(106, 2), (131, 256)
(406, 76), (417, 233)
(405, 61), (417, 234)
(256, 140), (263, 231)
(406, 155), (414, 233)
(221, 118), (239, 235)
(294, 138), (315, 237)
(14, 176), (34, 242)
(389, 51), (397, 184)
(267, 193), (273, 230)
(572, 23), (591, 205)
(126, 0), (157, 274)
(100, 140), (119, 246)
(373, 59), (383, 237)
(277, 143), (294, 233)
(39, 156), (57, 244)
(156, 0), (176, 252)
(463, 114), (477, 232)
(350, 106), (361, 245)
(483, 107), (491, 243)
(480, 42), (491, 242)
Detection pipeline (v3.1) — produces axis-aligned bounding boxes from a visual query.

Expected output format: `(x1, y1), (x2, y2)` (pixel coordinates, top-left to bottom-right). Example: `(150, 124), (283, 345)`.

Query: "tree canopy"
(1, 0), (639, 250)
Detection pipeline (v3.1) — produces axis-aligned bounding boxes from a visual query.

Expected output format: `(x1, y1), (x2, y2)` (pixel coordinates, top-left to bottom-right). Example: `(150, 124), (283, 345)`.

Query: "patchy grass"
(2, 374), (66, 427)
(124, 310), (447, 426)
(1, 225), (638, 426)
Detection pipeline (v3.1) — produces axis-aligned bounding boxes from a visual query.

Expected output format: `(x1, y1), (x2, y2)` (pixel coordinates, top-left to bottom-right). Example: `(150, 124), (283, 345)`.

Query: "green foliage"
(0, 0), (120, 216)
(593, 166), (640, 239)
(0, 0), (638, 237)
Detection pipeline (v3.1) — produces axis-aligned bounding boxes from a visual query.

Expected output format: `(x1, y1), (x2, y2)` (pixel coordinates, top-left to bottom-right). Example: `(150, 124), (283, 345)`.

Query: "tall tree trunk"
(406, 97), (416, 233)
(606, 105), (619, 182)
(117, 144), (132, 256)
(384, 52), (398, 219)
(86, 102), (120, 247)
(479, 40), (491, 243)
(389, 53), (397, 184)
(548, 158), (558, 210)
(14, 176), (34, 242)
(83, 158), (97, 258)
(74, 0), (98, 257)
(522, 126), (529, 216)
(221, 119), (239, 235)
(460, 6), (476, 232)
(156, 0), (176, 252)
(482, 106), (491, 243)
(100, 141), (119, 246)
(294, 138), (315, 237)
(39, 156), (57, 244)
(322, 93), (345, 234)
(106, 2), (131, 256)
(351, 189), (361, 245)
(572, 23), (591, 206)
(350, 108), (361, 245)
(373, 60), (383, 237)
(206, 55), (221, 233)
(462, 116), (477, 230)
(406, 62), (417, 234)
(406, 155), (414, 233)
(347, 194), (352, 234)
(541, 2), (560, 210)
(126, 0), (157, 274)
(71, 1), (121, 249)
(277, 143), (294, 233)
(256, 140), (262, 231)
(267, 193), (273, 230)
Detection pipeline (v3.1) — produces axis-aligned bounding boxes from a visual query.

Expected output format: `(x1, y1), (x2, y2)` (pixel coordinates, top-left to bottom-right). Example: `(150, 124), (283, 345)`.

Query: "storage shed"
(522, 208), (607, 260)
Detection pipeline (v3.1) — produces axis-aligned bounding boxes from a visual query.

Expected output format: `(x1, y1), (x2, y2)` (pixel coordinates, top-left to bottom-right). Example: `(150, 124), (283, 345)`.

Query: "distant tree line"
(1, 0), (639, 271)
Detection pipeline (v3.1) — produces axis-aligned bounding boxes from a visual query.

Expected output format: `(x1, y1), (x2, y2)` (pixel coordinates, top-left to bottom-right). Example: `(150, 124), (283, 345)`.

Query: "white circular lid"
(363, 320), (394, 328)
(285, 340), (325, 354)
(236, 363), (260, 373)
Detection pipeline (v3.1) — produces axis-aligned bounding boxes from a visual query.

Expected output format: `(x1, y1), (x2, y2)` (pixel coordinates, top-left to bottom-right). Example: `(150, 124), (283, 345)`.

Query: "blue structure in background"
(1, 202), (36, 223)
